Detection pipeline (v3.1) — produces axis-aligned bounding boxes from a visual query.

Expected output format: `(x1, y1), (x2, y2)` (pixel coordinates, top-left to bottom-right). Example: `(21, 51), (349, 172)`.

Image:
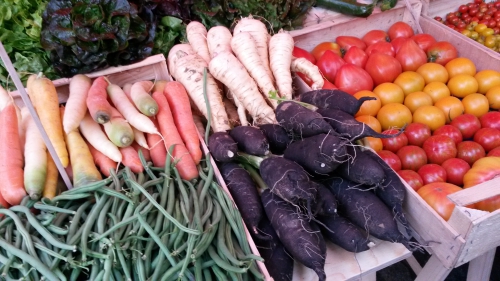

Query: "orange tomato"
(474, 70), (500, 94)
(372, 83), (405, 105)
(404, 91), (433, 113)
(376, 103), (412, 131)
(413, 105), (446, 131)
(361, 137), (383, 152)
(311, 42), (342, 62)
(445, 57), (476, 78)
(417, 182), (463, 220)
(463, 157), (500, 212)
(447, 74), (479, 98)
(423, 81), (451, 103)
(355, 115), (382, 133)
(393, 71), (425, 96)
(462, 93), (490, 117)
(416, 62), (449, 84)
(485, 85), (500, 109)
(354, 90), (381, 116)
(434, 96), (465, 123)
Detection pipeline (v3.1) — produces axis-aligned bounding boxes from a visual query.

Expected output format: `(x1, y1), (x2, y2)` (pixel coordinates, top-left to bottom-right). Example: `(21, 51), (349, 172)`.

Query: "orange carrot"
(0, 101), (27, 205)
(132, 142), (151, 163)
(152, 80), (168, 94)
(119, 146), (143, 173)
(43, 152), (59, 199)
(164, 82), (202, 164)
(87, 77), (113, 124)
(152, 91), (198, 180)
(146, 119), (167, 168)
(87, 141), (117, 177)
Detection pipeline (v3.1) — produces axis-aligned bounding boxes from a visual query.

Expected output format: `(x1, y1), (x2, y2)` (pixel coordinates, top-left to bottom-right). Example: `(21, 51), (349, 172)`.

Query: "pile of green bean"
(0, 152), (264, 281)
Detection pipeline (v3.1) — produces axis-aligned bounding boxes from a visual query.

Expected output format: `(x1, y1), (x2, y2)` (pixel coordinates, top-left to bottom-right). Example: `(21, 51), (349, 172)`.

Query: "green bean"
(150, 233), (170, 281)
(137, 171), (146, 186)
(81, 195), (109, 261)
(142, 177), (165, 189)
(203, 268), (213, 281)
(10, 206), (75, 251)
(115, 248), (132, 281)
(0, 209), (38, 259)
(103, 248), (114, 281)
(0, 217), (13, 229)
(200, 194), (213, 226)
(69, 267), (81, 281)
(198, 159), (214, 206)
(167, 201), (182, 249)
(0, 238), (58, 281)
(172, 168), (191, 217)
(67, 201), (91, 243)
(126, 179), (200, 235)
(33, 241), (68, 263)
(179, 199), (190, 224)
(54, 268), (67, 281)
(46, 224), (69, 236)
(159, 260), (184, 281)
(136, 214), (177, 267)
(33, 203), (76, 214)
(51, 192), (92, 203)
(217, 218), (244, 267)
(163, 174), (176, 230)
(94, 270), (105, 281)
(1, 225), (14, 276)
(208, 245), (248, 273)
(97, 196), (114, 234)
(212, 264), (229, 281)
(248, 262), (264, 280)
(192, 221), (218, 259)
(62, 178), (113, 195)
(97, 187), (134, 204)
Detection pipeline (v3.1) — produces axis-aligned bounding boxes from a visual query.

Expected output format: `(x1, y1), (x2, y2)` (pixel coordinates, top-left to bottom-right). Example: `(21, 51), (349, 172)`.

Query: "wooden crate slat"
(448, 180), (500, 207)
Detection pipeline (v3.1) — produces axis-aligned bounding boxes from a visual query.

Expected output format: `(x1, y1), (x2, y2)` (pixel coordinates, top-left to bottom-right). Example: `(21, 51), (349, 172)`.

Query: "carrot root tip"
(96, 116), (110, 124)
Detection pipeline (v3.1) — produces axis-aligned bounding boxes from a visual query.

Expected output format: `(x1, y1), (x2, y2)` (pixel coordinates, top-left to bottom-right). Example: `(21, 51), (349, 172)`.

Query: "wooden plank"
(415, 255), (452, 281)
(405, 255), (423, 275)
(466, 249), (496, 281)
(292, 239), (411, 281)
(423, 0), (476, 17)
(455, 209), (500, 266)
(419, 17), (500, 69)
(448, 178), (500, 207)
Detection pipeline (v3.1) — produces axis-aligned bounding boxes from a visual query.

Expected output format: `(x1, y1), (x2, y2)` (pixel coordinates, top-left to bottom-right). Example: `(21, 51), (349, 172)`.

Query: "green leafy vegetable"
(0, 0), (57, 90)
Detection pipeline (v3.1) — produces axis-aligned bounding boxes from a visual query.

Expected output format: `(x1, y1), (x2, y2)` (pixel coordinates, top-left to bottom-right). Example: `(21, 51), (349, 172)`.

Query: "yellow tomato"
(447, 74), (479, 98)
(462, 93), (490, 117)
(355, 115), (382, 133)
(416, 63), (449, 84)
(474, 23), (488, 33)
(361, 137), (383, 152)
(412, 105), (446, 132)
(404, 91), (433, 113)
(393, 71), (426, 96)
(377, 103), (413, 131)
(423, 81), (451, 103)
(372, 83), (405, 106)
(434, 96), (465, 123)
(354, 90), (381, 117)
(474, 70), (500, 94)
(486, 85), (500, 109)
(445, 57), (477, 78)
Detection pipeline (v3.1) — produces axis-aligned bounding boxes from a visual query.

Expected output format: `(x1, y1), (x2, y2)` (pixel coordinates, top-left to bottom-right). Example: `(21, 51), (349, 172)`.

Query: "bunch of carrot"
(167, 17), (323, 132)
(0, 73), (202, 206)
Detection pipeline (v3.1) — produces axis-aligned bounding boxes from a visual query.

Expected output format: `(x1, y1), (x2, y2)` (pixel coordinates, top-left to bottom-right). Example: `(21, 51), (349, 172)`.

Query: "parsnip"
(207, 26), (233, 58)
(269, 30), (295, 100)
(186, 22), (211, 64)
(291, 57), (324, 90)
(167, 44), (195, 77)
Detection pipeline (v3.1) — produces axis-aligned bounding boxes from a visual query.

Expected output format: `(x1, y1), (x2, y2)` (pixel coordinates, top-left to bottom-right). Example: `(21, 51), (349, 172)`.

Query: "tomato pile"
(295, 20), (500, 219)
(434, 0), (500, 50)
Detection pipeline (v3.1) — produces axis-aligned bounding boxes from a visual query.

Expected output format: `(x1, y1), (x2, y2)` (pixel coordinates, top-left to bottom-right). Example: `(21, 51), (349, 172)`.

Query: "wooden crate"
(289, 1), (500, 278)
(8, 54), (272, 280)
(420, 0), (500, 63)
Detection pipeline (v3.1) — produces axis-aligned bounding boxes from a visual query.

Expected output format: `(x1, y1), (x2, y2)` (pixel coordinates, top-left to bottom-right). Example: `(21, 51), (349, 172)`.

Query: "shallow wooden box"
(291, 1), (500, 280)
(420, 0), (500, 63)
(9, 54), (273, 280)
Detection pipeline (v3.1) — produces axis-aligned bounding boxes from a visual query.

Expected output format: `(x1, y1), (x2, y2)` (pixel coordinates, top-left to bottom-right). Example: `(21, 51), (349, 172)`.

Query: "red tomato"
(391, 37), (407, 54)
(296, 72), (313, 86)
(433, 125), (463, 145)
(311, 42), (342, 62)
(322, 79), (337, 89)
(459, 4), (469, 13)
(450, 114), (482, 139)
(397, 145), (428, 171)
(388, 22), (415, 40)
(418, 164), (447, 185)
(441, 158), (471, 186)
(335, 64), (374, 95)
(473, 128), (500, 152)
(487, 146), (500, 156)
(396, 39), (428, 71)
(365, 42), (395, 57)
(362, 30), (390, 46)
(405, 122), (432, 147)
(378, 150), (402, 171)
(427, 41), (459, 65)
(292, 46), (316, 64)
(336, 36), (367, 52)
(316, 50), (345, 83)
(423, 135), (458, 165)
(381, 129), (408, 152)
(479, 111), (500, 130)
(343, 46), (368, 68)
(417, 182), (463, 220)
(397, 169), (424, 191)
(364, 53), (403, 86)
(457, 141), (486, 165)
